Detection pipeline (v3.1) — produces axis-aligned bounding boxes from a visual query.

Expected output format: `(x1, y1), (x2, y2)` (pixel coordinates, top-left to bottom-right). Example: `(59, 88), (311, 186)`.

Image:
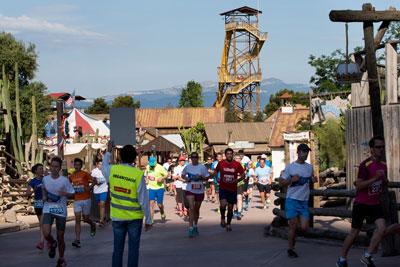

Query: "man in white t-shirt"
(182, 152), (209, 238)
(279, 143), (316, 258)
(162, 158), (172, 171)
(172, 156), (187, 217)
(239, 149), (251, 165)
(42, 157), (75, 267)
(91, 159), (108, 227)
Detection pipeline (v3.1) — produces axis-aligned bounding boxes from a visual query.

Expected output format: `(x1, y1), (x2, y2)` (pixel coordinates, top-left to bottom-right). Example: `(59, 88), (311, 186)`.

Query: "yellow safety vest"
(109, 165), (144, 220)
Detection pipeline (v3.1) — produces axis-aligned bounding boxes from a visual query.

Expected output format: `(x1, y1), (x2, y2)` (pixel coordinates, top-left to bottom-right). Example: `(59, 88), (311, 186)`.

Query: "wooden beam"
(329, 10), (400, 23)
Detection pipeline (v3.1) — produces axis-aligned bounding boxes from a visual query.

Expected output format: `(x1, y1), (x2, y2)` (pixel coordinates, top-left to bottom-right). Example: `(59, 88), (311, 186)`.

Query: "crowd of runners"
(24, 139), (400, 267)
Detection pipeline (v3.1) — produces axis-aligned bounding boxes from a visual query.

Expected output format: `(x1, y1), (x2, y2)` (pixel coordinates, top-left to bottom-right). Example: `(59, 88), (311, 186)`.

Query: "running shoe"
(161, 213), (166, 220)
(72, 240), (81, 248)
(47, 241), (51, 249)
(263, 206), (267, 210)
(287, 248), (298, 258)
(188, 228), (194, 238)
(233, 211), (238, 220)
(266, 198), (271, 204)
(193, 226), (199, 236)
(237, 212), (242, 220)
(336, 258), (348, 267)
(226, 225), (232, 232)
(48, 241), (57, 258)
(175, 205), (179, 211)
(90, 223), (96, 237)
(211, 197), (215, 203)
(220, 219), (226, 228)
(56, 258), (67, 267)
(179, 210), (183, 217)
(36, 242), (44, 250)
(244, 202), (249, 209)
(360, 255), (376, 267)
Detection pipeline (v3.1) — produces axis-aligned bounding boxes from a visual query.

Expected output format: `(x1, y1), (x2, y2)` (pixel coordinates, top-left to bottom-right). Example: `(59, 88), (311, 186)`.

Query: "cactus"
(86, 129), (91, 143)
(1, 66), (9, 133)
(31, 95), (37, 165)
(95, 128), (99, 143)
(2, 65), (22, 173)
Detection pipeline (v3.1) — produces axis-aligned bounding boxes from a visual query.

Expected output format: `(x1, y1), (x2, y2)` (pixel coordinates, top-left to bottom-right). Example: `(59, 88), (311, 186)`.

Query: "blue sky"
(1, 0), (399, 97)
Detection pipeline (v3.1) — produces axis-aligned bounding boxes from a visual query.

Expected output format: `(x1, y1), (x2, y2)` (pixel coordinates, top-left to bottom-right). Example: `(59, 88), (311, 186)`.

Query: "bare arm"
(26, 186), (33, 197)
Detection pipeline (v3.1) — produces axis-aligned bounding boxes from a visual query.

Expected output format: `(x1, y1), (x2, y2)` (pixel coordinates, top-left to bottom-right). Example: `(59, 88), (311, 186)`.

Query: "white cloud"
(0, 14), (105, 40)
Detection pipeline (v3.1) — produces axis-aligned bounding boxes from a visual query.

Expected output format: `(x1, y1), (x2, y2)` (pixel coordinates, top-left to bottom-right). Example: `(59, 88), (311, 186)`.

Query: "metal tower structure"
(215, 6), (267, 117)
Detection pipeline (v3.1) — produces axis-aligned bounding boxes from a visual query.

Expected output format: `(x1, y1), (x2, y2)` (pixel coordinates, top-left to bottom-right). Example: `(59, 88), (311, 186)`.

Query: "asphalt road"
(1, 192), (399, 267)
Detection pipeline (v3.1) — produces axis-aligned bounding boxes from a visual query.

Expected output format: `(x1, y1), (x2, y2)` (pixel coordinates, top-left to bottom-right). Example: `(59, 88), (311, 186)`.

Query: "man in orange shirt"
(69, 158), (96, 248)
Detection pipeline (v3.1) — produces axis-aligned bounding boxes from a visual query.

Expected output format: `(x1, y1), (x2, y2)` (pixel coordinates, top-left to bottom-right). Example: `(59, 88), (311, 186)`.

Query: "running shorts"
(186, 191), (205, 202)
(42, 213), (67, 231)
(351, 202), (384, 229)
(94, 192), (108, 203)
(258, 184), (271, 193)
(219, 189), (237, 205)
(34, 208), (43, 216)
(237, 184), (247, 195)
(176, 188), (184, 203)
(148, 188), (164, 204)
(74, 199), (91, 215)
(285, 198), (309, 220)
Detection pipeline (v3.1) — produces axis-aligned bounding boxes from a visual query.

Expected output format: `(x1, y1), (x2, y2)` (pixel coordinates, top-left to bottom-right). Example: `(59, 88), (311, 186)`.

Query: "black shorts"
(351, 202), (384, 229)
(34, 208), (43, 216)
(176, 188), (184, 203)
(166, 178), (174, 184)
(202, 180), (211, 188)
(237, 184), (247, 195)
(42, 213), (67, 231)
(219, 189), (237, 205)
(258, 184), (271, 193)
(183, 190), (189, 209)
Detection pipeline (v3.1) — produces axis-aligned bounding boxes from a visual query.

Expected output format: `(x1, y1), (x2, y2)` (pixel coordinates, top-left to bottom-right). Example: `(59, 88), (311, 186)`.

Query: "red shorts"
(185, 191), (204, 202)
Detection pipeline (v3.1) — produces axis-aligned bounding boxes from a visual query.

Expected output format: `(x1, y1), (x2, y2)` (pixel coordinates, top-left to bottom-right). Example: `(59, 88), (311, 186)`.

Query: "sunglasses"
(374, 145), (385, 149)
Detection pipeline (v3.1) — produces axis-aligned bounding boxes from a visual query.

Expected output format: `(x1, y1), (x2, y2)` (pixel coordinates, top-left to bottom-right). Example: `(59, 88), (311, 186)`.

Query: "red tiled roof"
(269, 108), (309, 147)
(48, 93), (69, 99)
(280, 92), (293, 99)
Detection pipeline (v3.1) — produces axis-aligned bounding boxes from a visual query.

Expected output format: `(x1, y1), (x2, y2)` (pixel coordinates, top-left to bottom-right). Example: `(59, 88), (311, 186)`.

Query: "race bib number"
(191, 183), (202, 190)
(74, 186), (85, 193)
(368, 181), (382, 195)
(148, 176), (155, 181)
(96, 177), (106, 184)
(49, 203), (64, 215)
(33, 200), (43, 208)
(249, 178), (253, 183)
(224, 177), (233, 182)
(261, 179), (268, 184)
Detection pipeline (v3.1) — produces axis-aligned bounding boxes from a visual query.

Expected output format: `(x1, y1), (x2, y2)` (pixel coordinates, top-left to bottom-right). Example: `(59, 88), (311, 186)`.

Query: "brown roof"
(280, 92), (293, 99)
(205, 122), (273, 144)
(269, 108), (309, 147)
(213, 144), (270, 154)
(138, 136), (183, 153)
(220, 6), (262, 16)
(86, 107), (225, 128)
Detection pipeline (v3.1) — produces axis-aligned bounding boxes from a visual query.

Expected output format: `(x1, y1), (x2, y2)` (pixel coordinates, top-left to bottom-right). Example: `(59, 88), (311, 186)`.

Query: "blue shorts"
(149, 188), (164, 204)
(285, 198), (309, 220)
(94, 192), (108, 203)
(219, 189), (237, 205)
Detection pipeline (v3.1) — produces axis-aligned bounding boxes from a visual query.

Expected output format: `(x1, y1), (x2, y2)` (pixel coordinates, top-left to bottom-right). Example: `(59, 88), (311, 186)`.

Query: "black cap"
(297, 143), (311, 151)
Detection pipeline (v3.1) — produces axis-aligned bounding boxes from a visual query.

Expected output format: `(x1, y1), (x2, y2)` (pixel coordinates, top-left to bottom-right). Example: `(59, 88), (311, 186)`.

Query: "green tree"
(110, 95), (140, 108)
(86, 98), (109, 114)
(313, 119), (346, 170)
(178, 81), (204, 107)
(0, 32), (38, 86)
(253, 111), (264, 122)
(19, 82), (52, 141)
(308, 49), (351, 94)
(263, 89), (309, 118)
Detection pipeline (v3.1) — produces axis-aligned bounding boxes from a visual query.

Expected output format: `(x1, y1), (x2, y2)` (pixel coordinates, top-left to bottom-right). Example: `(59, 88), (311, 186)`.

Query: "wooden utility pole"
(330, 3), (400, 137)
(56, 100), (64, 159)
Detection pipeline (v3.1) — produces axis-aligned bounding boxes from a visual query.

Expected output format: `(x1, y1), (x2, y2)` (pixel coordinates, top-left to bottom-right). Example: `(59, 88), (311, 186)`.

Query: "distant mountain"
(76, 78), (310, 110)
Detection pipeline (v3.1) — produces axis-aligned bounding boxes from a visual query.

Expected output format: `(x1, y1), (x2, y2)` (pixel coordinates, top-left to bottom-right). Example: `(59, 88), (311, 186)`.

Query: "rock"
(4, 210), (17, 223)
(17, 220), (29, 230)
(0, 215), (5, 223)
(11, 204), (24, 211)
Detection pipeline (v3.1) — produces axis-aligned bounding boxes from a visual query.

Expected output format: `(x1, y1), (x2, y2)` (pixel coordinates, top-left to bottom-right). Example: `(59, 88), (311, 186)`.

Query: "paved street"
(1, 193), (399, 267)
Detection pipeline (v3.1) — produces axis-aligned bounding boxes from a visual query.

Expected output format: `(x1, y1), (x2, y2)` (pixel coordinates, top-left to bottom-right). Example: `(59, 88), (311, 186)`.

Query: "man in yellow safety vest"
(102, 141), (151, 267)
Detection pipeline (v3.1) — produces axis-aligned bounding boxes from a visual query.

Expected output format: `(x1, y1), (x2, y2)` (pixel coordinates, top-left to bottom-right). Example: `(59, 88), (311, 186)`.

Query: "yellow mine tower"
(216, 6), (267, 116)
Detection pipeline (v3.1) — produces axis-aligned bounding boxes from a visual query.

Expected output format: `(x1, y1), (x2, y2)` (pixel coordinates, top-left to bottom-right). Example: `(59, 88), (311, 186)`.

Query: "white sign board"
(234, 141), (255, 149)
(283, 132), (309, 141)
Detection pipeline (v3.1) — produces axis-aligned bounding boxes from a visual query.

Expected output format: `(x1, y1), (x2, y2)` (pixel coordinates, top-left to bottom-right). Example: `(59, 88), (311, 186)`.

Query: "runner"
(206, 156), (216, 203)
(279, 143), (316, 258)
(26, 163), (47, 250)
(181, 152), (210, 237)
(238, 150), (251, 165)
(91, 159), (108, 227)
(211, 153), (223, 212)
(214, 148), (245, 231)
(234, 154), (247, 220)
(167, 164), (175, 196)
(254, 158), (273, 209)
(42, 157), (75, 267)
(101, 141), (152, 267)
(204, 156), (214, 202)
(172, 156), (186, 217)
(247, 161), (255, 204)
(146, 156), (168, 223)
(69, 158), (96, 248)
(163, 158), (174, 195)
(336, 136), (387, 267)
